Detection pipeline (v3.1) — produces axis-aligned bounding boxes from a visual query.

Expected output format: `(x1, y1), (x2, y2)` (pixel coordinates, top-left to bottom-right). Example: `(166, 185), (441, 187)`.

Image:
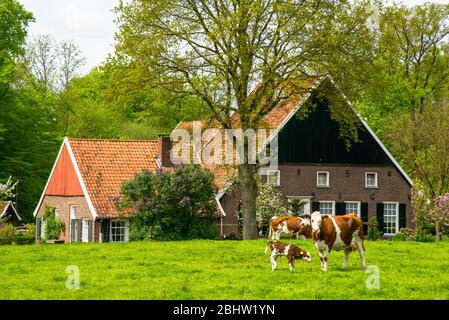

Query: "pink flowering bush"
(433, 193), (449, 241)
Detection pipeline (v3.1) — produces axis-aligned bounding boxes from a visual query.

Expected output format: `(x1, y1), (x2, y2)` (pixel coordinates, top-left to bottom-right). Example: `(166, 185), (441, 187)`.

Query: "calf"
(308, 211), (366, 272)
(265, 241), (312, 271)
(268, 216), (313, 240)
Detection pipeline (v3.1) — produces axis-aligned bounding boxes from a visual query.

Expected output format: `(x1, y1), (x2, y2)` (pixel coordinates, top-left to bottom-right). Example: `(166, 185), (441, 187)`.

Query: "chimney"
(157, 135), (173, 168)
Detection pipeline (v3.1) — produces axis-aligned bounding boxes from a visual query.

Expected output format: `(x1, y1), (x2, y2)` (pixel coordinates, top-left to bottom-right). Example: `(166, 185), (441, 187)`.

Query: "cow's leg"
(323, 249), (330, 272)
(355, 238), (367, 270)
(342, 249), (351, 270)
(288, 255), (295, 272)
(315, 242), (325, 271)
(270, 253), (278, 271)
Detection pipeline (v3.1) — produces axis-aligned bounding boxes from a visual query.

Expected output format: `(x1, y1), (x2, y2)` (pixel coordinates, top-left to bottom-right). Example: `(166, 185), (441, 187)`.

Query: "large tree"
(359, 2), (449, 131)
(114, 0), (376, 239)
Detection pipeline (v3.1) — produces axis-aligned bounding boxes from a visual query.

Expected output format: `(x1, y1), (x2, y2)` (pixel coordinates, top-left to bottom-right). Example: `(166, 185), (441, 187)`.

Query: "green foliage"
(0, 0), (34, 86)
(0, 224), (16, 238)
(120, 166), (218, 241)
(415, 233), (436, 243)
(367, 216), (381, 241)
(387, 104), (449, 201)
(42, 205), (65, 240)
(23, 223), (36, 237)
(391, 228), (416, 241)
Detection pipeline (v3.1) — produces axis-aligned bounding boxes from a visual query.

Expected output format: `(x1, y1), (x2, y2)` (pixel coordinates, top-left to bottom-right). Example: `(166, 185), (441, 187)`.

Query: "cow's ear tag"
(300, 251), (304, 255)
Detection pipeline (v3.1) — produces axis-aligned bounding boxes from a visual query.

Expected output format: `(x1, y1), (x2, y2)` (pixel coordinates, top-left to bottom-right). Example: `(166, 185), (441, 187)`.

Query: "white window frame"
(365, 172), (378, 188)
(110, 220), (129, 243)
(383, 202), (399, 236)
(287, 196), (312, 216)
(344, 201), (361, 217)
(317, 171), (330, 188)
(319, 201), (335, 215)
(267, 170), (281, 187)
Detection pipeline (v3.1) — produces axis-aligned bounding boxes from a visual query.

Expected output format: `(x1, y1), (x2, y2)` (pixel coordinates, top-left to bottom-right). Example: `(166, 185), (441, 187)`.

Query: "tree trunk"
(238, 163), (258, 240)
(435, 221), (442, 242)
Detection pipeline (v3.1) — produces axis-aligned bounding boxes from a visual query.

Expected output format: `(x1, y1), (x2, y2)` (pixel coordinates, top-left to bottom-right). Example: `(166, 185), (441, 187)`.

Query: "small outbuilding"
(0, 201), (22, 225)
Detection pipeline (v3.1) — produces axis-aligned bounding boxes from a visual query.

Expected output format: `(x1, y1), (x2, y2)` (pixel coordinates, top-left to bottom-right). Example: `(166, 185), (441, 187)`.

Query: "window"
(287, 197), (311, 216)
(345, 201), (361, 216)
(319, 201), (335, 215)
(70, 205), (77, 219)
(267, 170), (280, 187)
(365, 172), (378, 188)
(383, 202), (399, 235)
(317, 171), (330, 187)
(111, 220), (127, 242)
(54, 208), (60, 220)
(69, 205), (77, 243)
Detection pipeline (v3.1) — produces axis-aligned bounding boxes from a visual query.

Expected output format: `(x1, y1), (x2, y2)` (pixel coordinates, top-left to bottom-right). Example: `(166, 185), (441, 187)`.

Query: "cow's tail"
(265, 241), (273, 254)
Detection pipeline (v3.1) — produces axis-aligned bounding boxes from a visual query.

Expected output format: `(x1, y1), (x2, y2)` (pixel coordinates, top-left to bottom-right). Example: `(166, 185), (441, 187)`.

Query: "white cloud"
(20, 0), (119, 74)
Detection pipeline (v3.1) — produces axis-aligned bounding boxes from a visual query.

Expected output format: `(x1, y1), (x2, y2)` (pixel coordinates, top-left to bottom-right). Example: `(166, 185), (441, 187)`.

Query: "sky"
(20, 0), (449, 75)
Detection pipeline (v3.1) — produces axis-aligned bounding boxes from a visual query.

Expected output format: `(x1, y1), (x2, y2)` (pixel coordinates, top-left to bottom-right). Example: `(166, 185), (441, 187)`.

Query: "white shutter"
(41, 221), (46, 240)
(125, 220), (130, 242)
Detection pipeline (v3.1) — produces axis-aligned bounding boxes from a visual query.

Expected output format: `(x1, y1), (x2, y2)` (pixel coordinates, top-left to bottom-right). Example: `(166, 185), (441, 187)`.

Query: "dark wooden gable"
(278, 86), (393, 166)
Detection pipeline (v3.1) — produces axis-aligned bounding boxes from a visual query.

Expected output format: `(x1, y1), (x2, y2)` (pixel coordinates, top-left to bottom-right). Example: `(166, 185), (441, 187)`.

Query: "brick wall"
(219, 163), (413, 236)
(36, 196), (95, 243)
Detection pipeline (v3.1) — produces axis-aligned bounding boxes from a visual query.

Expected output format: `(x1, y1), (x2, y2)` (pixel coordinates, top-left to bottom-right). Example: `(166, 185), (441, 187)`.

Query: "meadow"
(1, 239), (449, 300)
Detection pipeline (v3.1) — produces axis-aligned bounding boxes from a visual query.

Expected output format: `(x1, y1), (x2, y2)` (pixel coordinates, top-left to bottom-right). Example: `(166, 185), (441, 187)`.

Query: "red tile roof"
(69, 139), (161, 218)
(63, 78), (320, 217)
(175, 78), (321, 190)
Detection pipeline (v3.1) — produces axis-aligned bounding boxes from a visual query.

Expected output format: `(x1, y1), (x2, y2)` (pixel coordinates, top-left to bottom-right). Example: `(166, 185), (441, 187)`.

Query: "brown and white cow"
(268, 216), (313, 240)
(265, 241), (312, 271)
(308, 211), (366, 272)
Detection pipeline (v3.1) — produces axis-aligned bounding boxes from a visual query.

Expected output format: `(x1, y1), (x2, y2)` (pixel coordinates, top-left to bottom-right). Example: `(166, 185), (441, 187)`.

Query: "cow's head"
(297, 249), (312, 262)
(310, 211), (328, 236)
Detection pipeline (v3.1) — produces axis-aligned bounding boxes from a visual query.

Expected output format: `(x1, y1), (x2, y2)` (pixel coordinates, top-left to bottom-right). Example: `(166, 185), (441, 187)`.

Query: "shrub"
(13, 235), (35, 245)
(0, 224), (16, 238)
(397, 227), (416, 241)
(390, 233), (407, 241)
(415, 233), (435, 243)
(367, 216), (381, 241)
(222, 233), (239, 240)
(121, 166), (218, 241)
(24, 224), (36, 236)
(43, 205), (65, 240)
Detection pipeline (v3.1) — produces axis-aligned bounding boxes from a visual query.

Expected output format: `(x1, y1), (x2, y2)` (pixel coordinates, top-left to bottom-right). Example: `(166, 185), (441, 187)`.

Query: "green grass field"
(1, 239), (449, 300)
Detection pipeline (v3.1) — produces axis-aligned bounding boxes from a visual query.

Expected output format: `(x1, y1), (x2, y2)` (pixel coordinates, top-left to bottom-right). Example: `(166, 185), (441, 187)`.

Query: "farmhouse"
(0, 201), (21, 225)
(34, 76), (413, 243)
(33, 139), (168, 243)
(179, 76), (413, 237)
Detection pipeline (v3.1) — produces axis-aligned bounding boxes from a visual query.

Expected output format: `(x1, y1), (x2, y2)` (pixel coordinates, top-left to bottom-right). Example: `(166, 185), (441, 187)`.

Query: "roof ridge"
(68, 138), (158, 143)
